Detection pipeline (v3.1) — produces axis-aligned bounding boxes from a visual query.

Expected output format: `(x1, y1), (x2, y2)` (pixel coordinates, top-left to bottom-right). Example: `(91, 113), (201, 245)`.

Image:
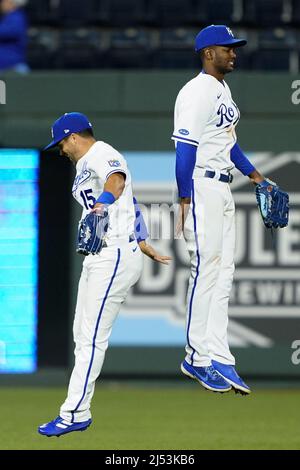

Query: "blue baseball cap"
(44, 112), (93, 150)
(195, 25), (247, 52)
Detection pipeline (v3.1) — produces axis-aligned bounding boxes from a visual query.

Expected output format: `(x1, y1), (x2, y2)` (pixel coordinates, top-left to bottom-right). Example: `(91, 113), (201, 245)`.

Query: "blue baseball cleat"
(211, 360), (251, 395)
(38, 416), (92, 437)
(181, 360), (232, 393)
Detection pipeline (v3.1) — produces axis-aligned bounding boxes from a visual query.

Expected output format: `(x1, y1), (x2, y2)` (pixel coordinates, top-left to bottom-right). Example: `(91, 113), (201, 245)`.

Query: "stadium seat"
(26, 0), (61, 26)
(250, 48), (291, 71)
(24, 1), (299, 72)
(255, 28), (296, 72)
(108, 29), (152, 68)
(291, 0), (300, 26)
(250, 27), (294, 71)
(27, 28), (59, 69)
(153, 29), (200, 69)
(203, 0), (241, 25)
(58, 0), (97, 26)
(159, 28), (196, 49)
(153, 49), (200, 69)
(242, 0), (290, 27)
(55, 29), (104, 69)
(258, 28), (296, 49)
(144, 0), (197, 27)
(93, 0), (146, 26)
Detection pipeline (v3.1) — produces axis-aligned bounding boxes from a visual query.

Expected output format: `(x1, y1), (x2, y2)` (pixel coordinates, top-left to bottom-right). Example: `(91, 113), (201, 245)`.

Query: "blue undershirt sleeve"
(133, 197), (149, 243)
(230, 142), (256, 176)
(175, 141), (197, 198)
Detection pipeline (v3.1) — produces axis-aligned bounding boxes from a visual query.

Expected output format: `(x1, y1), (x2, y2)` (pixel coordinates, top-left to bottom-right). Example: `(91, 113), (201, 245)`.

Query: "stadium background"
(0, 0), (300, 450)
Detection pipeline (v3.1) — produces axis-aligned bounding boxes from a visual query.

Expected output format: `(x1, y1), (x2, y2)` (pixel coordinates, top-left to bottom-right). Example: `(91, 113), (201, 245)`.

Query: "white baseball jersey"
(72, 141), (135, 240)
(172, 72), (240, 172)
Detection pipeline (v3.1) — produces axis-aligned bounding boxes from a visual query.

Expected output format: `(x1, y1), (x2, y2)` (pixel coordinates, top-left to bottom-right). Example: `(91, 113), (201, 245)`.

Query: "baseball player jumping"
(38, 112), (171, 437)
(173, 25), (289, 394)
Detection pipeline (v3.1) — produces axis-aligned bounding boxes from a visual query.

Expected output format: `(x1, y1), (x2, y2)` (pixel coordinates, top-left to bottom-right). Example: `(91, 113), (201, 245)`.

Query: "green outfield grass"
(0, 384), (299, 450)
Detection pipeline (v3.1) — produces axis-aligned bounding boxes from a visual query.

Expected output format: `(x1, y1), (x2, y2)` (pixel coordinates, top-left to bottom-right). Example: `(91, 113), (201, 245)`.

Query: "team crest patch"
(179, 129), (189, 135)
(108, 159), (121, 167)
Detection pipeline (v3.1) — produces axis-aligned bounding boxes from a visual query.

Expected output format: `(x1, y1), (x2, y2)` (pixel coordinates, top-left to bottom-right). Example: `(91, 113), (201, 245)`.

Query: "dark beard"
(217, 64), (233, 75)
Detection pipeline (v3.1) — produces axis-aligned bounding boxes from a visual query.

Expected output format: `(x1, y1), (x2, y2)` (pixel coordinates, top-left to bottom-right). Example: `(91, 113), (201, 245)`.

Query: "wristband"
(257, 178), (277, 188)
(96, 191), (116, 205)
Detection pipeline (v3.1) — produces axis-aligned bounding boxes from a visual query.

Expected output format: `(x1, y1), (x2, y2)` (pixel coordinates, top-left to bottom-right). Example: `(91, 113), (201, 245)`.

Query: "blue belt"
(204, 170), (233, 183)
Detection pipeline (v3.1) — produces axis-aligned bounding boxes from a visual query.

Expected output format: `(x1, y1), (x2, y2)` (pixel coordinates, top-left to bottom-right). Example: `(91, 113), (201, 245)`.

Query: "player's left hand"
(77, 209), (109, 256)
(138, 241), (172, 265)
(175, 197), (191, 237)
(91, 203), (107, 216)
(255, 178), (289, 229)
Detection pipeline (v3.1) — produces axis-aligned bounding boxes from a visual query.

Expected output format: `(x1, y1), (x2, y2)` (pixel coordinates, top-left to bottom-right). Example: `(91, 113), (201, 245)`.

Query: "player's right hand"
(138, 241), (172, 265)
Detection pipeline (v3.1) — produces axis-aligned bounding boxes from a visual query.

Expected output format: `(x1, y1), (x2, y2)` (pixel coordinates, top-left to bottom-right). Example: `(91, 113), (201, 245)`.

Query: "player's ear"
(204, 48), (213, 61)
(207, 48), (213, 60)
(70, 133), (77, 144)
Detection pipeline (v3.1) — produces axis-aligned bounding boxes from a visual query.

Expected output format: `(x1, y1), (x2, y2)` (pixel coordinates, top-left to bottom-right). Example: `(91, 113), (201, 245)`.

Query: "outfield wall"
(0, 71), (299, 379)
(0, 71), (300, 151)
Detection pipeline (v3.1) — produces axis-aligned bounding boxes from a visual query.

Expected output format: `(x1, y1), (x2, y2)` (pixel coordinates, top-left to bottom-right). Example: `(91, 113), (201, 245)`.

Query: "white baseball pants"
(60, 239), (143, 422)
(184, 177), (236, 367)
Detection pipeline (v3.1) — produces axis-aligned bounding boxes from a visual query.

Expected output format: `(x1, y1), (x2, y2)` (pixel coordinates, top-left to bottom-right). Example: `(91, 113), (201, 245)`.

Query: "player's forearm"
(138, 240), (156, 259)
(138, 240), (171, 265)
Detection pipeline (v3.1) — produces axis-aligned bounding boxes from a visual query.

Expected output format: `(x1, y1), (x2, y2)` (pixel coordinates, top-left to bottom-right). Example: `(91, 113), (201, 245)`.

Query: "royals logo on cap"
(226, 27), (234, 37)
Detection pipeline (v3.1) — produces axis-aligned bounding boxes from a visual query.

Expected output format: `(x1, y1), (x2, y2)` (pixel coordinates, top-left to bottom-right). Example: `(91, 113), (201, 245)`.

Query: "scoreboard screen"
(0, 150), (39, 373)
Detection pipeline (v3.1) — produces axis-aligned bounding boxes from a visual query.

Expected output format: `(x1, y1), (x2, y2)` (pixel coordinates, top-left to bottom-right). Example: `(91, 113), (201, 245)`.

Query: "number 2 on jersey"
(80, 189), (96, 209)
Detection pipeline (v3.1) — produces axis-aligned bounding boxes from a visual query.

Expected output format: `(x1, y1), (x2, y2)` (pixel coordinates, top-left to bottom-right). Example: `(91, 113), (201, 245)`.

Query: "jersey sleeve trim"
(105, 169), (127, 181)
(171, 135), (199, 147)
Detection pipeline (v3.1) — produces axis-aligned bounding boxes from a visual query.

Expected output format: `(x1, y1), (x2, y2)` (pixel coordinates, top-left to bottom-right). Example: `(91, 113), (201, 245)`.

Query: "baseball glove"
(77, 209), (109, 256)
(255, 179), (289, 229)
